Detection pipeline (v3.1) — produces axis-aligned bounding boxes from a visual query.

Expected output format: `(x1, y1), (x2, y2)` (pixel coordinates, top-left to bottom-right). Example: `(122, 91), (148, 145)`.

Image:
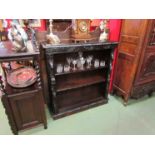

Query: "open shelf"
(53, 97), (107, 119)
(59, 96), (106, 113)
(55, 66), (107, 76)
(56, 73), (106, 93)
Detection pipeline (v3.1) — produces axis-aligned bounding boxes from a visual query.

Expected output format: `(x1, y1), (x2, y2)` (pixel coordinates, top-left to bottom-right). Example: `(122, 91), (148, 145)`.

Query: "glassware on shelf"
(86, 55), (93, 68)
(100, 60), (105, 67)
(72, 59), (77, 71)
(89, 55), (93, 67)
(77, 52), (85, 70)
(86, 56), (91, 68)
(94, 59), (99, 68)
(64, 64), (70, 72)
(56, 64), (63, 73)
(80, 58), (85, 70)
(66, 57), (72, 67)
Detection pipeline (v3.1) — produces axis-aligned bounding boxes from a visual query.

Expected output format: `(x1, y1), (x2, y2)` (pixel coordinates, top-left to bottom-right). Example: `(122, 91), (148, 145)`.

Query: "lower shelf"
(52, 97), (107, 119)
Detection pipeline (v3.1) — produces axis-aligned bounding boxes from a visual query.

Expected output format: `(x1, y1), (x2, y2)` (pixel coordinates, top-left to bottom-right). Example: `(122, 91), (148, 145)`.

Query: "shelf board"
(55, 66), (107, 76)
(52, 97), (107, 119)
(5, 83), (38, 96)
(56, 74), (105, 93)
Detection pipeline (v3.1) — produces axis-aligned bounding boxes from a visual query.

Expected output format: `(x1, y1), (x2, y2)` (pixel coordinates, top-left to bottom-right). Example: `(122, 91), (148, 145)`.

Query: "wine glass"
(72, 59), (77, 71)
(86, 56), (90, 68)
(80, 58), (86, 70)
(67, 57), (72, 66)
(89, 55), (93, 67)
(86, 56), (92, 68)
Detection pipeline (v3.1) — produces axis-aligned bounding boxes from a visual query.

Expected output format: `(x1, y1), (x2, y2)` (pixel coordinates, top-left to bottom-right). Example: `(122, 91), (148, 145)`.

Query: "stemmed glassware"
(72, 59), (77, 71)
(89, 55), (93, 66)
(80, 58), (85, 70)
(86, 56), (91, 68)
(86, 55), (93, 68)
(77, 52), (85, 70)
(67, 57), (72, 66)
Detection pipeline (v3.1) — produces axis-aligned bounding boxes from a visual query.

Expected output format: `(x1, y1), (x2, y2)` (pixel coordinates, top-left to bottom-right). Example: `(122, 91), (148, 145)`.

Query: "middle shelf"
(56, 70), (106, 93)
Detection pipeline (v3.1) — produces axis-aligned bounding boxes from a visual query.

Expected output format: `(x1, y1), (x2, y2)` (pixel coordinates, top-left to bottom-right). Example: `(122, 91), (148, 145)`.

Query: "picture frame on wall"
(19, 19), (41, 27)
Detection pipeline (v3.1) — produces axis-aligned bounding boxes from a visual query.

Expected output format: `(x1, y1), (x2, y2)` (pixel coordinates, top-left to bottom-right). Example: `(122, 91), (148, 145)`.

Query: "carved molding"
(131, 81), (155, 99)
(142, 55), (155, 77)
(34, 60), (42, 89)
(149, 21), (155, 45)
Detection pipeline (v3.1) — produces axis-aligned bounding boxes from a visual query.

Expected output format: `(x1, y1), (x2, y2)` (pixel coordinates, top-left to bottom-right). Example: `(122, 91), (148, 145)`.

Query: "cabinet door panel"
(114, 53), (135, 93)
(134, 20), (155, 85)
(137, 51), (155, 83)
(9, 91), (42, 130)
(113, 19), (148, 101)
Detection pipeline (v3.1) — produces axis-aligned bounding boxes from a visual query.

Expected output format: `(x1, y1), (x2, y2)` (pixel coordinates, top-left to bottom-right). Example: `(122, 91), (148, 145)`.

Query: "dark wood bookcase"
(41, 41), (118, 119)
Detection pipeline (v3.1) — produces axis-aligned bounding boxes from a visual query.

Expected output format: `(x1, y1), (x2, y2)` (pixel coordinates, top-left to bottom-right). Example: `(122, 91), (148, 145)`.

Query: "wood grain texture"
(113, 19), (155, 103)
(0, 42), (47, 134)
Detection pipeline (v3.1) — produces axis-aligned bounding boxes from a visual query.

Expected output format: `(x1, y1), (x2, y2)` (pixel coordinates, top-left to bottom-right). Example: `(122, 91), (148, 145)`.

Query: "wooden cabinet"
(41, 41), (118, 119)
(0, 42), (47, 134)
(113, 19), (155, 104)
(2, 89), (46, 133)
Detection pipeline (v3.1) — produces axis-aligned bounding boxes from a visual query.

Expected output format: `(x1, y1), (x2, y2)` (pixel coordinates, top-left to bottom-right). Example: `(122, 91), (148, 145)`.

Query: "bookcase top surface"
(42, 41), (118, 49)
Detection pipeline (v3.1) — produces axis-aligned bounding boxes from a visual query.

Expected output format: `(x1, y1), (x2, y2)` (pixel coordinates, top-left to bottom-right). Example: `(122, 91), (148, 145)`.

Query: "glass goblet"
(89, 55), (93, 67)
(80, 58), (85, 70)
(72, 59), (77, 71)
(67, 57), (72, 66)
(86, 56), (91, 68)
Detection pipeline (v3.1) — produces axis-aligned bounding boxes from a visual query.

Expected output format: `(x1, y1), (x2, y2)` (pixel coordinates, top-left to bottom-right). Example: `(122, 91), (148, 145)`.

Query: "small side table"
(0, 41), (47, 135)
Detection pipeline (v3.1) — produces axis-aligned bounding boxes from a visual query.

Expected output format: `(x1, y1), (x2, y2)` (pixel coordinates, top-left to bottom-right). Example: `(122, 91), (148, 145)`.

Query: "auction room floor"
(1, 94), (155, 135)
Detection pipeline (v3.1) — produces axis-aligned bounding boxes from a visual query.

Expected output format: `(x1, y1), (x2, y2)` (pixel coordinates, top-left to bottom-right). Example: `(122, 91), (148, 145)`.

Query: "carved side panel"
(149, 20), (155, 45)
(136, 52), (155, 85)
(105, 49), (114, 98)
(46, 54), (58, 113)
(143, 54), (155, 76)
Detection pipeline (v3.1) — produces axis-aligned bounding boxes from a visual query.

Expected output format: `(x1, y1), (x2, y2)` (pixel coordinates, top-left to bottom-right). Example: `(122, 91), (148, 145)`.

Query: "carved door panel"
(149, 20), (155, 45)
(136, 51), (155, 84)
(8, 90), (42, 130)
(134, 20), (155, 85)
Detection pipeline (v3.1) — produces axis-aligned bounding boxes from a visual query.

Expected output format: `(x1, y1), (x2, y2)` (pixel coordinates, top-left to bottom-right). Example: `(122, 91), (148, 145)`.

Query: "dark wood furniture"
(0, 42), (47, 135)
(113, 19), (155, 104)
(41, 41), (118, 119)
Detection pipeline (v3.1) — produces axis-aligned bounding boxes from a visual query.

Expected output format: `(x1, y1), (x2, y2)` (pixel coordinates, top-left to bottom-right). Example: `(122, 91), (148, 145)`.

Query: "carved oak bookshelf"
(41, 41), (118, 119)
